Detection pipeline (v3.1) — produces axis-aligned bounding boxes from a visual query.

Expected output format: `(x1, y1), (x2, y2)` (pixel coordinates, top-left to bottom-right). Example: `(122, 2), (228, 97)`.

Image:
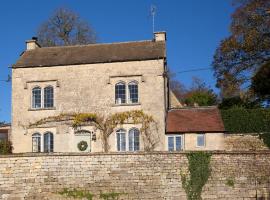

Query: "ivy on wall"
(221, 108), (270, 148)
(181, 152), (212, 200)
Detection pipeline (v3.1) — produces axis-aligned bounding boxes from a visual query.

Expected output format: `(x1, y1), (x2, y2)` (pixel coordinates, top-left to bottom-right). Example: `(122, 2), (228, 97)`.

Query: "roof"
(13, 40), (166, 68)
(166, 107), (225, 133)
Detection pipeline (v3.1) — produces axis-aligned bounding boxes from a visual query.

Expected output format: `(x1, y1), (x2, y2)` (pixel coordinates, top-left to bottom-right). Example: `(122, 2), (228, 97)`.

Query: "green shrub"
(221, 108), (270, 133)
(0, 140), (12, 154)
(181, 152), (212, 200)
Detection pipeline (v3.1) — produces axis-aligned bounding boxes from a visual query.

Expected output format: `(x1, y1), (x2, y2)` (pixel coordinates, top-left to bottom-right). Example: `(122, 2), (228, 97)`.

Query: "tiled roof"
(166, 107), (225, 133)
(13, 40), (166, 68)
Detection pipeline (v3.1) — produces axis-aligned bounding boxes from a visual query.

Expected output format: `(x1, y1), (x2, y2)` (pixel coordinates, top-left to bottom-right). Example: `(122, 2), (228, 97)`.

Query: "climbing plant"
(181, 152), (212, 200)
(28, 110), (158, 152)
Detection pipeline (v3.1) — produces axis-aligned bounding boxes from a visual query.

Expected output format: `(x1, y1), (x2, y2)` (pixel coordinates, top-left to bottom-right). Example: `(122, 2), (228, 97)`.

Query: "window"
(128, 82), (138, 103)
(167, 135), (183, 151)
(32, 87), (41, 108)
(44, 86), (54, 108)
(129, 128), (140, 151)
(115, 82), (126, 104)
(197, 133), (205, 147)
(116, 129), (126, 151)
(44, 132), (54, 152)
(32, 133), (41, 152)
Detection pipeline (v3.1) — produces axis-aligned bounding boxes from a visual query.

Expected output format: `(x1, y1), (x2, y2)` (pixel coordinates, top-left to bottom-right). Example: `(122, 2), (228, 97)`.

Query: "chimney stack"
(154, 31), (166, 42)
(26, 37), (40, 50)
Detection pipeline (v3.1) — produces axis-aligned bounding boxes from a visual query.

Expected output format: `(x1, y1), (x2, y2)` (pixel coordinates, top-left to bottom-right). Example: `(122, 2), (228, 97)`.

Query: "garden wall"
(0, 152), (270, 200)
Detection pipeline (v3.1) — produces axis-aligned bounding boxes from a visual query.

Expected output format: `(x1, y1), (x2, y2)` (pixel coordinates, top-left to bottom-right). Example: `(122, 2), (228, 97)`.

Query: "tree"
(37, 7), (96, 47)
(212, 0), (270, 98)
(251, 61), (270, 103)
(184, 77), (218, 106)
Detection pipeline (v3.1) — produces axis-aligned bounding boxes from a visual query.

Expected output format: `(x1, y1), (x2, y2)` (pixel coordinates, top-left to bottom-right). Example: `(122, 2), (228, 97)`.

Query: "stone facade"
(11, 58), (167, 153)
(0, 152), (269, 199)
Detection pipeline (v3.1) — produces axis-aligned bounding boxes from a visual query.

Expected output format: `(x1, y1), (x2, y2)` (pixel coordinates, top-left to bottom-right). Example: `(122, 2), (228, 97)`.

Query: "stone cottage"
(11, 32), (225, 153)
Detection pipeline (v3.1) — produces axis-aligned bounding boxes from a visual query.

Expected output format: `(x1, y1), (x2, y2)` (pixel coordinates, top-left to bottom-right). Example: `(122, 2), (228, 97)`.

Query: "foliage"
(77, 141), (88, 151)
(225, 178), (235, 187)
(99, 192), (125, 200)
(0, 140), (12, 154)
(251, 61), (270, 104)
(221, 107), (270, 148)
(37, 7), (96, 47)
(259, 132), (270, 148)
(181, 152), (212, 200)
(29, 110), (158, 152)
(221, 107), (270, 133)
(58, 188), (94, 200)
(219, 96), (261, 109)
(169, 76), (218, 106)
(212, 0), (270, 98)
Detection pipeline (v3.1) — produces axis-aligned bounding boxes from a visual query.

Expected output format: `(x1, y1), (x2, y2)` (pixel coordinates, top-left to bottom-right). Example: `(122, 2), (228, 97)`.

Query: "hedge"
(0, 140), (12, 154)
(221, 108), (270, 148)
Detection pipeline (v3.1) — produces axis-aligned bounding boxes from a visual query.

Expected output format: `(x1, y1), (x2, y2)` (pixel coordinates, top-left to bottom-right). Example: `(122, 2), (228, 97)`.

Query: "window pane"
(168, 137), (174, 151)
(197, 134), (205, 147)
(44, 86), (54, 108)
(128, 83), (138, 103)
(32, 133), (41, 152)
(175, 136), (182, 151)
(116, 129), (126, 151)
(129, 128), (140, 151)
(44, 132), (54, 152)
(32, 87), (41, 108)
(115, 83), (126, 104)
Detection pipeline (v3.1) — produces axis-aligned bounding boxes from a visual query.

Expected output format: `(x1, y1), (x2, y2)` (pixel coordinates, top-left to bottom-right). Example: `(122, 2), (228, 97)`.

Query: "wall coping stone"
(0, 150), (270, 158)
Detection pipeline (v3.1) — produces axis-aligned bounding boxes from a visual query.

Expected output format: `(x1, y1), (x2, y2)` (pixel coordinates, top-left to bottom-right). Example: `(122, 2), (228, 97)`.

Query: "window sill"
(112, 103), (141, 107)
(28, 107), (56, 111)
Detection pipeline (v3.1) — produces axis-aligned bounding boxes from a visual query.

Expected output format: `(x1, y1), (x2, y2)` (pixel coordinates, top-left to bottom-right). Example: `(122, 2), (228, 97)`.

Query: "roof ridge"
(38, 40), (155, 50)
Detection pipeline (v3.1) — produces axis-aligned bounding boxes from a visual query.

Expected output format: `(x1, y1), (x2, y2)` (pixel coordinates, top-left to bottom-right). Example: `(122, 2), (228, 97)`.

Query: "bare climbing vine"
(28, 110), (159, 152)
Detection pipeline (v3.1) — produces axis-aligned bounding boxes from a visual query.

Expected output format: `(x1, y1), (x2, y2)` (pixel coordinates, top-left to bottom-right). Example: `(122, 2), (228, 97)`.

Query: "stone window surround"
(115, 127), (141, 152)
(166, 134), (184, 151)
(25, 80), (58, 111)
(31, 131), (55, 153)
(109, 74), (143, 106)
(196, 133), (206, 148)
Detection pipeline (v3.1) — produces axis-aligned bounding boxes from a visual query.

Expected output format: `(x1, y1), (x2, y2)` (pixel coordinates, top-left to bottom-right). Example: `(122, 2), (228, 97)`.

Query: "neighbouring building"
(0, 123), (10, 141)
(11, 32), (225, 153)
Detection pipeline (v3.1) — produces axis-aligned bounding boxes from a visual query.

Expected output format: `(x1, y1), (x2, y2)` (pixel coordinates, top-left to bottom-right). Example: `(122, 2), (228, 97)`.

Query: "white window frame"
(196, 133), (206, 147)
(44, 85), (54, 108)
(167, 134), (184, 151)
(32, 133), (41, 152)
(116, 128), (140, 152)
(128, 128), (140, 151)
(31, 85), (55, 109)
(128, 81), (139, 104)
(115, 80), (139, 105)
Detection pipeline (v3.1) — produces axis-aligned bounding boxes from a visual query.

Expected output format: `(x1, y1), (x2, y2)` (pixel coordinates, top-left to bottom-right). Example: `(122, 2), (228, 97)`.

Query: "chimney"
(26, 37), (40, 50)
(154, 31), (166, 42)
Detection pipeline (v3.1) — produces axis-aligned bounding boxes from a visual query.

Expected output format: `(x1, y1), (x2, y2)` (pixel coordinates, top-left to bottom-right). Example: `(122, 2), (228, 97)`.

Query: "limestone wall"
(11, 59), (167, 153)
(0, 152), (270, 200)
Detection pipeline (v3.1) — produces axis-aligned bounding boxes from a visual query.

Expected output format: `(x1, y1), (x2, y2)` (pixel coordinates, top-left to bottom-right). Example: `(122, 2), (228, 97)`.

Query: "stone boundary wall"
(0, 151), (270, 200)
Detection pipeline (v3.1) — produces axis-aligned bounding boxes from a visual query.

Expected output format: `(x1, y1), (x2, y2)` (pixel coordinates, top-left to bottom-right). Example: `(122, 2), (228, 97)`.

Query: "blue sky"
(0, 0), (234, 122)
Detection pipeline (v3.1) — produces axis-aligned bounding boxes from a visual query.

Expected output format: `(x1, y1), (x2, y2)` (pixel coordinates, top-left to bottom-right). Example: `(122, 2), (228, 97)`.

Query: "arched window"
(128, 81), (138, 103)
(44, 86), (54, 108)
(115, 82), (126, 104)
(32, 87), (41, 108)
(44, 132), (54, 153)
(116, 129), (126, 151)
(32, 133), (41, 152)
(129, 128), (140, 151)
